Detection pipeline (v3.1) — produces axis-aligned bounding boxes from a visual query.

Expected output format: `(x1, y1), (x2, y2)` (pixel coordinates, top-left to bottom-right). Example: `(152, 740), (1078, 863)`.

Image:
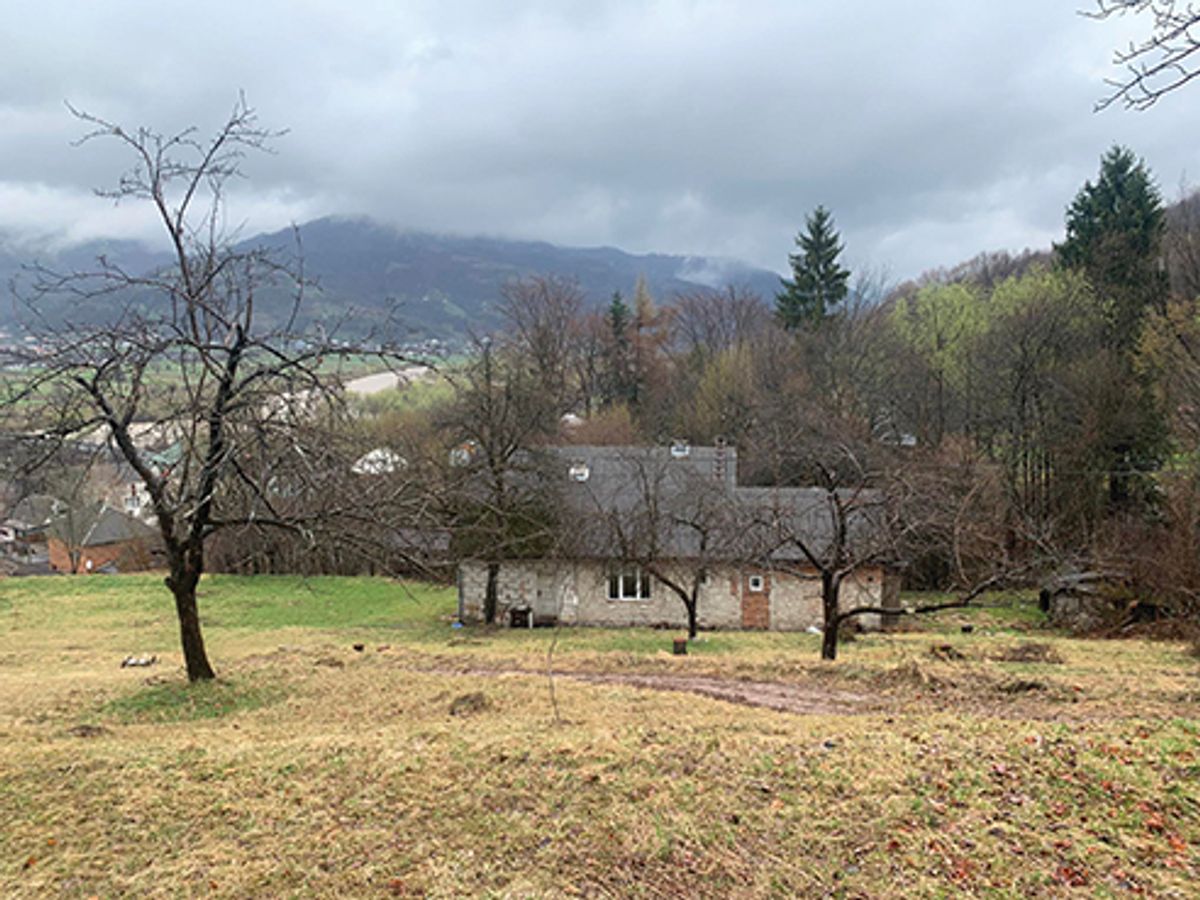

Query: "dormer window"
(569, 461), (590, 482)
(670, 440), (690, 459)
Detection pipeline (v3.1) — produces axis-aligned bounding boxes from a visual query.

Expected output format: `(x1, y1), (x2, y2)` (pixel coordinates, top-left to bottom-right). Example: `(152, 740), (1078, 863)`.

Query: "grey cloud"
(1, 1), (1197, 280)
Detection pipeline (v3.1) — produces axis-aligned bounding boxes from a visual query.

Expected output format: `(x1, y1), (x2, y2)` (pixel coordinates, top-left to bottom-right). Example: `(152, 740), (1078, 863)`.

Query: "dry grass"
(1, 574), (1199, 897)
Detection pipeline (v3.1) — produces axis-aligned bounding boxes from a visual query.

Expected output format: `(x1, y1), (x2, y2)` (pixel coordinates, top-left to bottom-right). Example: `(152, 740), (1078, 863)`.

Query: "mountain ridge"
(1, 217), (784, 342)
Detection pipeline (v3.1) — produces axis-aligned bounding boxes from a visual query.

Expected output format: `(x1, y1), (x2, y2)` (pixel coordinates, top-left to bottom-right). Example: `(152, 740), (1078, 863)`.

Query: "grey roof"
(733, 486), (886, 563)
(550, 444), (736, 509)
(84, 505), (159, 547)
(534, 445), (730, 558)
(49, 503), (159, 548)
(541, 445), (887, 564)
(4, 494), (61, 532)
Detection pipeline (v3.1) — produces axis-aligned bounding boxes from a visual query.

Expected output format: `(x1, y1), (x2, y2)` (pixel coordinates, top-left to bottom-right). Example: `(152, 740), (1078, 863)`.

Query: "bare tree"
(1088, 1), (1200, 110)
(668, 285), (772, 363)
(1, 100), (416, 680)
(751, 434), (897, 660)
(754, 420), (1044, 660)
(569, 310), (608, 417)
(1166, 185), (1200, 299)
(437, 336), (560, 623)
(203, 422), (440, 579)
(497, 275), (585, 410)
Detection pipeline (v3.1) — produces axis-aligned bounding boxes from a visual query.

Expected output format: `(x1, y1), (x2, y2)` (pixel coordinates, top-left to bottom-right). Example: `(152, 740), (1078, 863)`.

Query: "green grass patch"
(103, 677), (281, 724)
(196, 574), (456, 632)
(904, 588), (1047, 632)
(0, 573), (457, 637)
(350, 374), (453, 416)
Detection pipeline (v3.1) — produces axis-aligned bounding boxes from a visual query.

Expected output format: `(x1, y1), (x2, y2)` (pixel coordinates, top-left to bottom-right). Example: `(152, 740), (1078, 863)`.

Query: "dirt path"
(406, 660), (868, 715)
(560, 671), (868, 715)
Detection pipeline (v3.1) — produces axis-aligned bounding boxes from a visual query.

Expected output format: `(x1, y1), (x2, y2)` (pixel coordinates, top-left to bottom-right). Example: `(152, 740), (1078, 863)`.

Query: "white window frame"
(748, 574), (765, 593)
(607, 565), (651, 601)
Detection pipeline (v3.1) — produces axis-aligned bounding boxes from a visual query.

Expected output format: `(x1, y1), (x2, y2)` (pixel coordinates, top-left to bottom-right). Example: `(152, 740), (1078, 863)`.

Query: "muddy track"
(266, 645), (867, 716)
(561, 671), (868, 715)
(415, 663), (868, 715)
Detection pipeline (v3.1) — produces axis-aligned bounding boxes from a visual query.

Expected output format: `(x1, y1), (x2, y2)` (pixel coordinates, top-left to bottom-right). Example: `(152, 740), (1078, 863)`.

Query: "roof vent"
(670, 440), (691, 459)
(449, 440), (479, 467)
(568, 461), (590, 482)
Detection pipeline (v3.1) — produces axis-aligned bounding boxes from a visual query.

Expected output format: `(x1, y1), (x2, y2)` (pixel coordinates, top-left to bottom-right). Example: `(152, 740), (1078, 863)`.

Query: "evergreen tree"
(607, 290), (631, 345)
(602, 291), (634, 405)
(1058, 145), (1167, 352)
(1058, 146), (1170, 508)
(776, 205), (851, 329)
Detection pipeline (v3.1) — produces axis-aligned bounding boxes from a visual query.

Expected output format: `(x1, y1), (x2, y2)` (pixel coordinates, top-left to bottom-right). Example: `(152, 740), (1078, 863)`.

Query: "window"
(748, 574), (765, 593)
(608, 565), (651, 600)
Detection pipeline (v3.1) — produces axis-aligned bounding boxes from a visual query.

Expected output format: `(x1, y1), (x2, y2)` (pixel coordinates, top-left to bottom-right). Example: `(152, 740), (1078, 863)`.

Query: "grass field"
(1, 574), (1198, 897)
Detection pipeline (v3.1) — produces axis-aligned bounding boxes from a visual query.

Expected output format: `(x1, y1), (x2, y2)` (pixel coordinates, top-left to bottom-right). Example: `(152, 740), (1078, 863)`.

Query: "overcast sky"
(1, 1), (1195, 280)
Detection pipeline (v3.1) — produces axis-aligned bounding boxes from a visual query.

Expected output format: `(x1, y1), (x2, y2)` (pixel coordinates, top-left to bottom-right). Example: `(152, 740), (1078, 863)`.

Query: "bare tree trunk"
(686, 597), (698, 640)
(166, 564), (215, 681)
(1108, 444), (1132, 509)
(820, 570), (840, 661)
(485, 561), (500, 625)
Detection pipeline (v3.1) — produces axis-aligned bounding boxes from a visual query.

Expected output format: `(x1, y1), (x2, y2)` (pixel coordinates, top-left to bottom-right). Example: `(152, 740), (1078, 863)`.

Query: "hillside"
(2, 574), (1198, 896)
(0, 218), (783, 343)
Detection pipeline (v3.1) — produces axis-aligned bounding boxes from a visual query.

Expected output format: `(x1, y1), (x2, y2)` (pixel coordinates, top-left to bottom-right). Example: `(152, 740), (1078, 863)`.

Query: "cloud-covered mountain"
(1, 217), (783, 342)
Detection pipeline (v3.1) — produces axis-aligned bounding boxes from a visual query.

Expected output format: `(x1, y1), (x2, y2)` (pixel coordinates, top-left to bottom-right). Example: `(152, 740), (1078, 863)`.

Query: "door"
(741, 571), (770, 629)
(534, 569), (560, 624)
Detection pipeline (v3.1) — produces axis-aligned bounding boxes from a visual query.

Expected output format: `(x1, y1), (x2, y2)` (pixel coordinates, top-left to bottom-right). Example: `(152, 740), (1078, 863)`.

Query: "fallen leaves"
(1054, 863), (1090, 887)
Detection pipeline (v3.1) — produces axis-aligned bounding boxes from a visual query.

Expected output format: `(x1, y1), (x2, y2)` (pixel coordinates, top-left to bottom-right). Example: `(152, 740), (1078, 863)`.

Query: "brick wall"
(47, 537), (153, 574)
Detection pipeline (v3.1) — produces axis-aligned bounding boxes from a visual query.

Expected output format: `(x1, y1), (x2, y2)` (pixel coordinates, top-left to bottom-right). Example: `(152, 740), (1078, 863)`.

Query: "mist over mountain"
(0, 217), (783, 342)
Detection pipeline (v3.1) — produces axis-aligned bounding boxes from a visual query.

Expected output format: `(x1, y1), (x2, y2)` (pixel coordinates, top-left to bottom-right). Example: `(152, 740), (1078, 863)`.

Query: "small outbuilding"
(47, 503), (162, 574)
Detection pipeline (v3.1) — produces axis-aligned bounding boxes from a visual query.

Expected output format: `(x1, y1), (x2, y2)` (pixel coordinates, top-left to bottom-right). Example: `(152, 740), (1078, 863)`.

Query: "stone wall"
(458, 559), (890, 631)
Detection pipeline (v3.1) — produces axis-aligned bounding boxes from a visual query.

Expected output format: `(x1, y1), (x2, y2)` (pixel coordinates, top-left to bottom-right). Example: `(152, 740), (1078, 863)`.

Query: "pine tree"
(776, 205), (851, 329)
(607, 290), (631, 344)
(1058, 145), (1167, 353)
(1058, 146), (1169, 508)
(602, 291), (634, 406)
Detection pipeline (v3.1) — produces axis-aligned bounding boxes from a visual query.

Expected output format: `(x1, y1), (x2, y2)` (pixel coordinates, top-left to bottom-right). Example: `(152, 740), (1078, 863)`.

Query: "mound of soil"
(929, 643), (967, 662)
(449, 692), (492, 716)
(992, 642), (1064, 664)
(873, 660), (948, 691)
(66, 723), (110, 738)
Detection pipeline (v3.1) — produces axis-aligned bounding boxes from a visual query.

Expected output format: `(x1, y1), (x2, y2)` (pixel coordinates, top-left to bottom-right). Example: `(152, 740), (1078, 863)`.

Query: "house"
(4, 493), (61, 542)
(457, 444), (900, 631)
(351, 447), (407, 476)
(0, 493), (59, 573)
(46, 503), (162, 574)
